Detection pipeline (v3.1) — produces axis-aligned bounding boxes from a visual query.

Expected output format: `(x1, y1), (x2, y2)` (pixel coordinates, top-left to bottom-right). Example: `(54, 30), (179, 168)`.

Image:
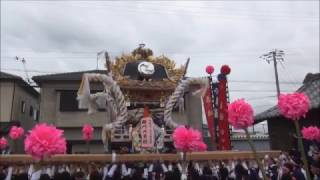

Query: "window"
(59, 90), (106, 112)
(36, 110), (39, 121)
(29, 106), (33, 117)
(33, 109), (38, 121)
(21, 101), (25, 113)
(60, 91), (81, 111)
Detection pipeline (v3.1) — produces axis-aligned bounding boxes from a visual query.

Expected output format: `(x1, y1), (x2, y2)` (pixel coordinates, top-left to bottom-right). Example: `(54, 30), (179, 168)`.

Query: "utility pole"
(260, 49), (285, 98)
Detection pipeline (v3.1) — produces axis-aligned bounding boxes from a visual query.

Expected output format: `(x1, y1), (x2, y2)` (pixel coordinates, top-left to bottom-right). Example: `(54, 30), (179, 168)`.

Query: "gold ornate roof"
(111, 45), (186, 83)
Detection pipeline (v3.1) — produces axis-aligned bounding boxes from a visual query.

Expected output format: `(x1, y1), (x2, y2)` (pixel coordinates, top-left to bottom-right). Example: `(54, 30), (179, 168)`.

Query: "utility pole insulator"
(260, 49), (285, 99)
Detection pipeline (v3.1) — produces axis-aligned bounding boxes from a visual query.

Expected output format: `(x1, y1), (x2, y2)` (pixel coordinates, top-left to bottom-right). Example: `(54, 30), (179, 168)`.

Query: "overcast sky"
(1, 1), (319, 119)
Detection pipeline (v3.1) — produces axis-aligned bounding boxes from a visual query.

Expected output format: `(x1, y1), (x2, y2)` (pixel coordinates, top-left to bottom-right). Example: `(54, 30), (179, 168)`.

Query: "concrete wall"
(39, 82), (110, 153)
(39, 82), (109, 127)
(56, 91), (107, 127)
(39, 84), (57, 124)
(0, 82), (14, 122)
(71, 142), (104, 154)
(231, 139), (270, 151)
(63, 128), (105, 154)
(185, 89), (203, 131)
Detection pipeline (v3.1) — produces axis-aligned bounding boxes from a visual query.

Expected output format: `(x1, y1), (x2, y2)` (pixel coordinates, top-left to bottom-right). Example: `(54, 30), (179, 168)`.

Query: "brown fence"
(0, 151), (281, 164)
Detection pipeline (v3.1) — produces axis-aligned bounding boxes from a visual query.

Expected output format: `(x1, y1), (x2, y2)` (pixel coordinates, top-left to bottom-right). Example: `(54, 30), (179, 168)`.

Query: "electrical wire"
(245, 95), (277, 101)
(4, 1), (318, 22)
(26, 1), (318, 19)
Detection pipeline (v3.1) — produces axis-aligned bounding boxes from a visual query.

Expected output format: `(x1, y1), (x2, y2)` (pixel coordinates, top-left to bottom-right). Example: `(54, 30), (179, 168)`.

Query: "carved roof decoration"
(111, 45), (186, 83)
(118, 79), (176, 91)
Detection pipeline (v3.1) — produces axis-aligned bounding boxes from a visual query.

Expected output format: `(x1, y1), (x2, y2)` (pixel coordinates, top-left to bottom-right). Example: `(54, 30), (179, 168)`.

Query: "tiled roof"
(32, 70), (107, 84)
(0, 71), (39, 97)
(0, 71), (21, 80)
(254, 73), (320, 123)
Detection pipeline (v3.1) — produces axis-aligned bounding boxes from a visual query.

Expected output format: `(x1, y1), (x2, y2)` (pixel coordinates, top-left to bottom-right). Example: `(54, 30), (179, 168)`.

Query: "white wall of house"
(0, 80), (39, 153)
(0, 81), (39, 125)
(12, 84), (39, 130)
(38, 82), (108, 153)
(39, 82), (108, 127)
(0, 82), (14, 122)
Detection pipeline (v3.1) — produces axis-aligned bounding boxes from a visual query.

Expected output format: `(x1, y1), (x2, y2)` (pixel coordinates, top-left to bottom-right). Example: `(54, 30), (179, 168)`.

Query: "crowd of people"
(1, 149), (319, 180)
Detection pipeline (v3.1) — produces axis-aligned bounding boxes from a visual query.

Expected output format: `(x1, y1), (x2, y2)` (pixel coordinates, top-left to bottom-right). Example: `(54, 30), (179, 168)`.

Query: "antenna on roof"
(97, 50), (108, 70)
(15, 56), (32, 84)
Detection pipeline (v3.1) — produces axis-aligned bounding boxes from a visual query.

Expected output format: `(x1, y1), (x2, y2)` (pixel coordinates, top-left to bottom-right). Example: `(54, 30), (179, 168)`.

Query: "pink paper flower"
(278, 93), (310, 121)
(0, 137), (8, 150)
(228, 99), (254, 129)
(9, 126), (24, 140)
(173, 126), (207, 152)
(82, 124), (94, 142)
(302, 126), (320, 141)
(24, 123), (66, 160)
(189, 141), (207, 152)
(187, 128), (202, 142)
(172, 126), (189, 151)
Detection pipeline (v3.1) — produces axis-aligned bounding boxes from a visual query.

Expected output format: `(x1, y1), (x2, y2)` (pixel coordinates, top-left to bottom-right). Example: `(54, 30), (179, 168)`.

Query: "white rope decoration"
(77, 73), (128, 147)
(164, 77), (208, 129)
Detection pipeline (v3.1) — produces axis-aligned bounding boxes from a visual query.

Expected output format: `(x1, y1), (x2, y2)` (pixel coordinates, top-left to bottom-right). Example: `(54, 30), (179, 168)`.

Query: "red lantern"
(221, 65), (231, 75)
(205, 65), (214, 74)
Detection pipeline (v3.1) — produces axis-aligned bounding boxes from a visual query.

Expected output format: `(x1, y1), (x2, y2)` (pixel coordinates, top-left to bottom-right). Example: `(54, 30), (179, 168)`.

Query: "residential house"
(255, 73), (320, 151)
(0, 71), (39, 153)
(32, 70), (107, 154)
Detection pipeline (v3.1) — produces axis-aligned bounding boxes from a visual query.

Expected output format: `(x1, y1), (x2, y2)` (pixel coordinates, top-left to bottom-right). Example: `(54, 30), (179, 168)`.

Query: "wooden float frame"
(0, 151), (281, 164)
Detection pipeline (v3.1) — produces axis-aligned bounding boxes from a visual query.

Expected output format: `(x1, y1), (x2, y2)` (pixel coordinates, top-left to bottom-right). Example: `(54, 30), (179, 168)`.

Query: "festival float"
(76, 44), (235, 153)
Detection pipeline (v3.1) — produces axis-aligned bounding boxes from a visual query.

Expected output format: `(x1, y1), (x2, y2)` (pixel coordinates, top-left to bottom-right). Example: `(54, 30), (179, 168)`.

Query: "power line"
(278, 60), (301, 83)
(8, 1), (318, 22)
(229, 80), (300, 84)
(245, 95), (277, 101)
(1, 68), (302, 84)
(29, 1), (319, 20)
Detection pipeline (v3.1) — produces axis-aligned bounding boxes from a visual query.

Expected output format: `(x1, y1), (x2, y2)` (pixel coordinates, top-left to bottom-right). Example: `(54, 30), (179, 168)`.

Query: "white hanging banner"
(140, 117), (154, 148)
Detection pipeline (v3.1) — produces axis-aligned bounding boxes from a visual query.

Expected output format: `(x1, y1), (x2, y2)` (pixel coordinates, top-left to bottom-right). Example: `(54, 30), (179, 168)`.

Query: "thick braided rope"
(109, 80), (127, 125)
(80, 73), (128, 146)
(85, 73), (128, 125)
(164, 77), (208, 129)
